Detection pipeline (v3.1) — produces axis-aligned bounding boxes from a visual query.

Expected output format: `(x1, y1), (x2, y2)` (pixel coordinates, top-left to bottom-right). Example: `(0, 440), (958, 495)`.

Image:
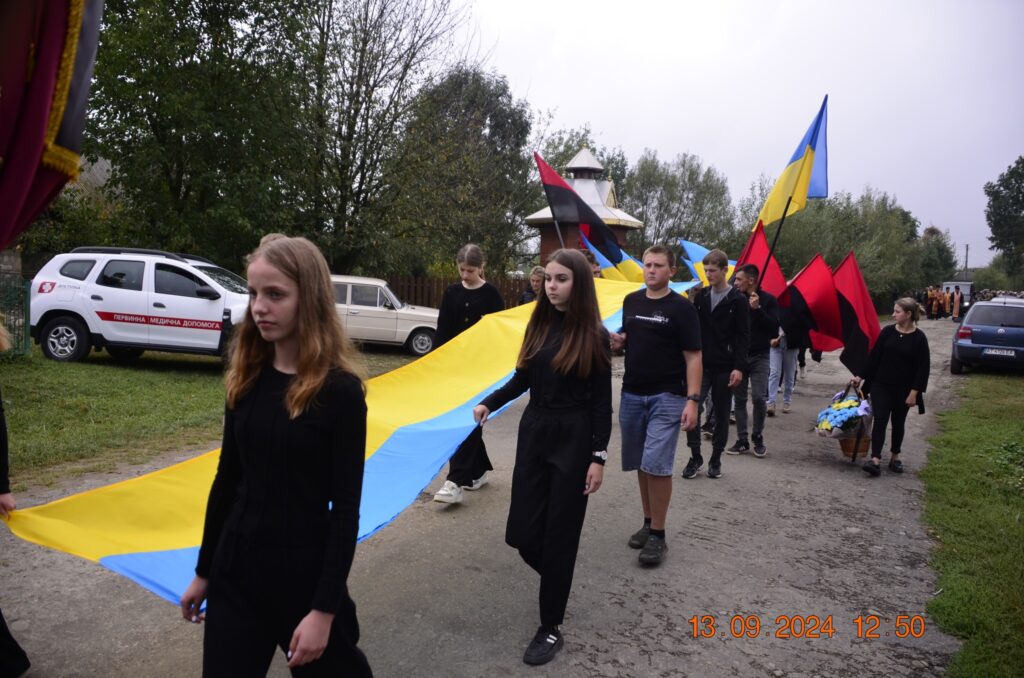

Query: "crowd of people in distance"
(913, 285), (965, 321)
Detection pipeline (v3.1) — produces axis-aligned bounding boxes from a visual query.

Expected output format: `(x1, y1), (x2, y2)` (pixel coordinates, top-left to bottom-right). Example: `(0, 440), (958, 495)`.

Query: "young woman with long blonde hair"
(180, 235), (372, 676)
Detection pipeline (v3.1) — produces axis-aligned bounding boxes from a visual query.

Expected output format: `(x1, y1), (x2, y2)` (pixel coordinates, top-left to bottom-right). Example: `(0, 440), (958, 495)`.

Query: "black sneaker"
(701, 422), (714, 440)
(707, 462), (722, 479)
(638, 535), (668, 565)
(682, 457), (703, 479)
(752, 439), (767, 457)
(888, 459), (904, 473)
(726, 440), (750, 455)
(863, 460), (881, 477)
(628, 524), (651, 549)
(523, 626), (564, 665)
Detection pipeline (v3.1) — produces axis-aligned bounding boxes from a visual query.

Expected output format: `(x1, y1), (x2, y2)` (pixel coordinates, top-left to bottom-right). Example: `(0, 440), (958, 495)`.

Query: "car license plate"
(984, 348), (1016, 357)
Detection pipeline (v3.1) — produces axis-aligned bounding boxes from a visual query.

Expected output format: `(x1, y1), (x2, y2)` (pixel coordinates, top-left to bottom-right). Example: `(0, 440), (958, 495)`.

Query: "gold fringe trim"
(44, 0), (86, 146)
(42, 143), (81, 180)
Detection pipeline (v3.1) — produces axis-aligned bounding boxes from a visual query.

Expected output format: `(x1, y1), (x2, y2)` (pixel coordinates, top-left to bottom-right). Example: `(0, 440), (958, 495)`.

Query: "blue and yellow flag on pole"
(754, 95), (829, 230)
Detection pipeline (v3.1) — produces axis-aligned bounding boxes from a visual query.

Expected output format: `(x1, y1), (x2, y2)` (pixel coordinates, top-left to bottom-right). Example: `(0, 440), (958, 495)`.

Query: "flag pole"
(551, 217), (567, 249)
(758, 195), (793, 289)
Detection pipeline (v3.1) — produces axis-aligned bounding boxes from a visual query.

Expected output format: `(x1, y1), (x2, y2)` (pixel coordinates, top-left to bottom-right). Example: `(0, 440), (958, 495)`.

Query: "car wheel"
(107, 346), (145, 362)
(41, 316), (91, 362)
(406, 328), (435, 356)
(950, 353), (964, 375)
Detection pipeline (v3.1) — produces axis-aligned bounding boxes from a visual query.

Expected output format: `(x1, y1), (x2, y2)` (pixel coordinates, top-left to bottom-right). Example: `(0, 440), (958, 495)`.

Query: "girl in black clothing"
(180, 235), (372, 676)
(853, 297), (930, 477)
(433, 244), (505, 504)
(472, 249), (611, 666)
(1, 319), (32, 678)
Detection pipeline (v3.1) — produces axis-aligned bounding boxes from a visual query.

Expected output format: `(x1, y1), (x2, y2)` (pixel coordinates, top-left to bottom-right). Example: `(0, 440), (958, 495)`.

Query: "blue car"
(950, 297), (1024, 374)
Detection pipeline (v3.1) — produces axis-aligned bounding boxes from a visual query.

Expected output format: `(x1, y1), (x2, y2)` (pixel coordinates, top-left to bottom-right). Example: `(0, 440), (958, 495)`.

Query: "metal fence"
(0, 274), (30, 357)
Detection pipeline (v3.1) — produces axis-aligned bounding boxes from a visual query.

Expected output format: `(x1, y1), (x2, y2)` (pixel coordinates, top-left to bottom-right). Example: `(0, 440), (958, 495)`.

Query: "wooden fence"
(387, 276), (529, 310)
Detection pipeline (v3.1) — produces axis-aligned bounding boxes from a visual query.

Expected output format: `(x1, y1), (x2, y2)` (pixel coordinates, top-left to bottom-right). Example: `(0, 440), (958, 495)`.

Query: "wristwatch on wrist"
(686, 393), (701, 402)
(591, 450), (608, 465)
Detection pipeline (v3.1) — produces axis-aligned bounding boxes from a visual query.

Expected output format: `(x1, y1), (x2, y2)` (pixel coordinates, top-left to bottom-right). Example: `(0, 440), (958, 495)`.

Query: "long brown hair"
(225, 234), (364, 418)
(517, 249), (609, 378)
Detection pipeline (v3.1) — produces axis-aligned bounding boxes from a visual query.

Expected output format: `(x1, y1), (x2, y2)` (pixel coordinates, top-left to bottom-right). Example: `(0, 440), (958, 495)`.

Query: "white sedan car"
(331, 275), (438, 356)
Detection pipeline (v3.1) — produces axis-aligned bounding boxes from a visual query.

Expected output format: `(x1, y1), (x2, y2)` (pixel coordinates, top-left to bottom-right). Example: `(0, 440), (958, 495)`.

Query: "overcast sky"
(463, 0), (1024, 268)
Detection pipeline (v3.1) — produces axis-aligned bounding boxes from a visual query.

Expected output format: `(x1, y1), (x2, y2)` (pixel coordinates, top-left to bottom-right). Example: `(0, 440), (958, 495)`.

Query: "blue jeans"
(619, 391), (686, 476)
(768, 335), (798, 406)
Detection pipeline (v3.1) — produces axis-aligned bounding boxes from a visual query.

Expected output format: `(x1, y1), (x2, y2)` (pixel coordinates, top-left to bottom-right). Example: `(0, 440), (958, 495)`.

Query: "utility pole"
(964, 244), (969, 275)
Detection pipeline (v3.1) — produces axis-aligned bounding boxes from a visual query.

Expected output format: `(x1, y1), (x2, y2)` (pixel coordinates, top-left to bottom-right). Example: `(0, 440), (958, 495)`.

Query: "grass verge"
(2, 344), (412, 487)
(921, 372), (1024, 677)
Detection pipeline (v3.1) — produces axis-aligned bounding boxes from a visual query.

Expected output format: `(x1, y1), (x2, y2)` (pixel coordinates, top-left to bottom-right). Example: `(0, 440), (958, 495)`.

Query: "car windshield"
(383, 284), (404, 309)
(966, 305), (1024, 328)
(196, 265), (248, 294)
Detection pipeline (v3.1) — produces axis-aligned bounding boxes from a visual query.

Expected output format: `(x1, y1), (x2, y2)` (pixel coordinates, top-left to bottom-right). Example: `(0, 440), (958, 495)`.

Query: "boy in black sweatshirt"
(682, 249), (750, 479)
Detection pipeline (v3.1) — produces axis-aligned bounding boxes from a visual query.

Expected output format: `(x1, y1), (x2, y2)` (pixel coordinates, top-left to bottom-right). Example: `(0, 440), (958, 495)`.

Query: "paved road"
(1, 319), (961, 676)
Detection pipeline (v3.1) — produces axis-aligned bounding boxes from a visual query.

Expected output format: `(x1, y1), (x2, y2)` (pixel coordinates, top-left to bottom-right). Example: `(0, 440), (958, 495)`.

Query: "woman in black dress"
(180, 234), (372, 676)
(432, 244), (505, 504)
(853, 297), (930, 477)
(472, 249), (611, 666)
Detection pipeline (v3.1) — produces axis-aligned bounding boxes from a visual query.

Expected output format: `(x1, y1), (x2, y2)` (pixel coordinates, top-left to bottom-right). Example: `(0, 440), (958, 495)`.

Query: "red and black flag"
(736, 221), (788, 298)
(1, 0), (105, 249)
(533, 152), (643, 281)
(832, 252), (881, 375)
(780, 254), (843, 352)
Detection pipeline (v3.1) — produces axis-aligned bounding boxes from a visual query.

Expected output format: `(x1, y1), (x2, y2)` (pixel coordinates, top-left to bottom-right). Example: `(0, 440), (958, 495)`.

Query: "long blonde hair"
(0, 315), (11, 352)
(225, 234), (364, 418)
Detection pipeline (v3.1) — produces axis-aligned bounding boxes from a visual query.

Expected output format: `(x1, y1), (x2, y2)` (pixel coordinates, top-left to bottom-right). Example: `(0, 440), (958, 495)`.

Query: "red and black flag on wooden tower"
(533, 152), (643, 281)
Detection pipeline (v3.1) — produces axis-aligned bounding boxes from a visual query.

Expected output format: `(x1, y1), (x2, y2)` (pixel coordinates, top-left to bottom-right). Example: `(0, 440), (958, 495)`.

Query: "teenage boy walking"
(682, 249), (749, 479)
(610, 245), (702, 566)
(727, 264), (778, 458)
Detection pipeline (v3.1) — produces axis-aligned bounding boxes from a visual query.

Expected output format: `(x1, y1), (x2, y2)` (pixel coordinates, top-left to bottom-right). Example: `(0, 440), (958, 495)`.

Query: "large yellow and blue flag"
(754, 95), (829, 230)
(6, 278), (647, 606)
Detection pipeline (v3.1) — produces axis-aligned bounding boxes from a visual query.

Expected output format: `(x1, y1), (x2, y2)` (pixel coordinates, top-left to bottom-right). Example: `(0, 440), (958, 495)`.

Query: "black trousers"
(507, 407), (591, 629)
(203, 550), (372, 678)
(446, 425), (493, 486)
(685, 370), (733, 464)
(0, 608), (30, 678)
(868, 383), (910, 460)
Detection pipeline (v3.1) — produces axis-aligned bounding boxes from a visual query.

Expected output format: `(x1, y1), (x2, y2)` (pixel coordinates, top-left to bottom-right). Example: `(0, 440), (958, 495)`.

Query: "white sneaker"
(464, 471), (490, 491)
(433, 480), (463, 504)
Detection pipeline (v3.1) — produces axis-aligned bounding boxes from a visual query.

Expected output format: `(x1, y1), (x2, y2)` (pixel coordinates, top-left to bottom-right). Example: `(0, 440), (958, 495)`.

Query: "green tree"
(618, 149), (737, 253)
(87, 0), (311, 269)
(918, 226), (958, 285)
(984, 156), (1024, 276)
(380, 65), (534, 275)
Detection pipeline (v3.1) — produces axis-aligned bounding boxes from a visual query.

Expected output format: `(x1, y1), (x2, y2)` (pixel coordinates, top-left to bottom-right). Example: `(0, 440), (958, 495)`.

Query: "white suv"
(30, 247), (250, 361)
(331, 275), (438, 356)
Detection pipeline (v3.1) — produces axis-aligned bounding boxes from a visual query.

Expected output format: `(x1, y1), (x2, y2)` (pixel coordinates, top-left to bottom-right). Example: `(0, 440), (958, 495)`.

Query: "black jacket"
(690, 285), (750, 372)
(746, 288), (780, 355)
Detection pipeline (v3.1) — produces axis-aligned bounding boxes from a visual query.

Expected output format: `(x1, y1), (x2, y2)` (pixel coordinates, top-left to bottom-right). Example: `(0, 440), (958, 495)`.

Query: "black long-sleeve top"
(747, 288), (780, 355)
(196, 366), (366, 614)
(480, 313), (612, 452)
(1, 386), (10, 494)
(862, 324), (930, 399)
(435, 282), (505, 347)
